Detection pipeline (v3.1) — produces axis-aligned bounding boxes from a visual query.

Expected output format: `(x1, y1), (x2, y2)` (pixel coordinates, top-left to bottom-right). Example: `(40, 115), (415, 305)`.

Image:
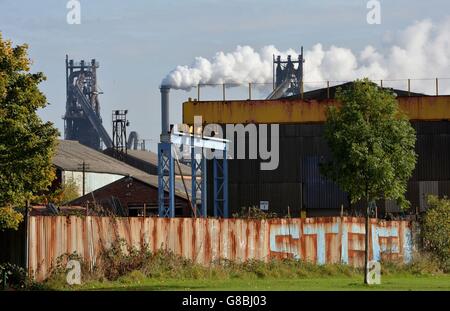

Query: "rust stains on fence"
(27, 216), (414, 281)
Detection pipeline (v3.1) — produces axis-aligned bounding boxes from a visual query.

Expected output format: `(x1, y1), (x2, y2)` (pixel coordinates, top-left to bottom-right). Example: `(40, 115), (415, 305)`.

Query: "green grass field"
(66, 275), (450, 291)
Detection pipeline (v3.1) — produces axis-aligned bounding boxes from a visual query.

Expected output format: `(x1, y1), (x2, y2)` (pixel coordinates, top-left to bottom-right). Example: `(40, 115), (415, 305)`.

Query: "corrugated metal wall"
(207, 121), (450, 216)
(62, 171), (124, 197)
(27, 216), (413, 281)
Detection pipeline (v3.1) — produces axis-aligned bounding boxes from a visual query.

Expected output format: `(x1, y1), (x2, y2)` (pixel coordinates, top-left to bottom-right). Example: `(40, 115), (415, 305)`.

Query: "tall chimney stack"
(160, 86), (170, 136)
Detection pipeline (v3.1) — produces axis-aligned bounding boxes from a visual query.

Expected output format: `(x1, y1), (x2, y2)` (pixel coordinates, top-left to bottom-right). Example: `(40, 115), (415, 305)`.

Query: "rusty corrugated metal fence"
(27, 216), (413, 281)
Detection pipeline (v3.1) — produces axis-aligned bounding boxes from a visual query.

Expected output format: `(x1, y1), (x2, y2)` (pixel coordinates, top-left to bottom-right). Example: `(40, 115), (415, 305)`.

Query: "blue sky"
(0, 0), (449, 151)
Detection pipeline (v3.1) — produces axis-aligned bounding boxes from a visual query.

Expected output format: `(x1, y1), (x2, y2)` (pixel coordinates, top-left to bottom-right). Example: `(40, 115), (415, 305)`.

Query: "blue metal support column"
(191, 144), (207, 217)
(158, 142), (175, 217)
(213, 149), (228, 218)
(171, 129), (228, 218)
(201, 156), (207, 216)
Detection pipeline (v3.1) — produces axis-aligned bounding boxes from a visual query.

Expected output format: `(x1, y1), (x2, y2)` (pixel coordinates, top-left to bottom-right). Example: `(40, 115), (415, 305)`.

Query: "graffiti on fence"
(27, 216), (413, 281)
(269, 220), (412, 265)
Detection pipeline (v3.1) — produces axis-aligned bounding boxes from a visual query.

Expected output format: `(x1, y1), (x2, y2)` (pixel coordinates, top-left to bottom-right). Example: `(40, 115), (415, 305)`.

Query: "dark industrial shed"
(183, 83), (450, 218)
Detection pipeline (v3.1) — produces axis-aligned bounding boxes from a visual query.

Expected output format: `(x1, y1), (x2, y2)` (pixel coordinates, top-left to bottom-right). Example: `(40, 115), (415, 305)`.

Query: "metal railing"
(190, 78), (450, 101)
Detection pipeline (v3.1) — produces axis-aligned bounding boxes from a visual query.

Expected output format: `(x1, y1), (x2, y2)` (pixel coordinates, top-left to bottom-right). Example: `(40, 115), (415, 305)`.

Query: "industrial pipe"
(160, 86), (170, 135)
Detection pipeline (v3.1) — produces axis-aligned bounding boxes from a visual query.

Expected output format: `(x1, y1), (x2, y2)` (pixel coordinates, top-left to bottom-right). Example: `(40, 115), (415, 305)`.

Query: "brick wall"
(71, 177), (190, 216)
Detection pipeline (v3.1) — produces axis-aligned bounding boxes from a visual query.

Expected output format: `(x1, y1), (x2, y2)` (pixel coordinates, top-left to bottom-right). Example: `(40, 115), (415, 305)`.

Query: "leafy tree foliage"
(321, 78), (417, 208)
(0, 33), (59, 230)
(422, 195), (450, 271)
(321, 79), (417, 283)
(43, 178), (80, 206)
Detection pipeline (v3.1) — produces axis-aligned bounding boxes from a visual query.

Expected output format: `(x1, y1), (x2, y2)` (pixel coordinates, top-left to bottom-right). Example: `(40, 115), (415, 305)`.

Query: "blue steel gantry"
(158, 131), (228, 218)
(157, 140), (175, 218)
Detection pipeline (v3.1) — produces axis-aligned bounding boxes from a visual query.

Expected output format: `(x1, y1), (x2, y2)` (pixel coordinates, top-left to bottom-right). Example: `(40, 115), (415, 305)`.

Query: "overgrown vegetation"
(0, 263), (44, 290)
(232, 206), (278, 219)
(45, 178), (80, 206)
(381, 252), (445, 276)
(421, 195), (450, 272)
(40, 239), (448, 290)
(0, 207), (23, 231)
(0, 263), (27, 289)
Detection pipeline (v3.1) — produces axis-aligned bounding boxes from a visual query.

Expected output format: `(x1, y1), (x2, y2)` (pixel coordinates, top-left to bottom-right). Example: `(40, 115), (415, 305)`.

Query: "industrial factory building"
(183, 83), (450, 218)
(53, 140), (190, 216)
(61, 55), (450, 219)
(69, 174), (190, 216)
(103, 148), (192, 177)
(54, 140), (125, 196)
(60, 57), (197, 217)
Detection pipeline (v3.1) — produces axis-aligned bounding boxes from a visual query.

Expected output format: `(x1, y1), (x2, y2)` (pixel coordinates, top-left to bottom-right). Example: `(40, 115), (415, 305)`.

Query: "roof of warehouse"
(126, 149), (192, 176)
(54, 140), (147, 176)
(283, 81), (427, 100)
(54, 140), (190, 199)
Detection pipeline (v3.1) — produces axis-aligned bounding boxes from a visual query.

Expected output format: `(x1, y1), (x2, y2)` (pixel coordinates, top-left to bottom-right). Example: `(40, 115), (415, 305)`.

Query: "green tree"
(422, 195), (450, 271)
(46, 178), (80, 206)
(0, 33), (59, 230)
(321, 78), (417, 283)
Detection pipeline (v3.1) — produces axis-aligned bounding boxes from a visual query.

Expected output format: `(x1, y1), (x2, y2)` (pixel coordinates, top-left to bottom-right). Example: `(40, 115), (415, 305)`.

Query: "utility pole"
(77, 161), (90, 196)
(364, 203), (370, 284)
(364, 200), (376, 284)
(82, 161), (86, 196)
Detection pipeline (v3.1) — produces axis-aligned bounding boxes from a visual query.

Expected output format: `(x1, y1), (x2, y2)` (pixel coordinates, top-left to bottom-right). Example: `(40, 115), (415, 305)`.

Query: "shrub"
(0, 263), (26, 289)
(422, 195), (450, 271)
(42, 252), (94, 289)
(0, 207), (23, 231)
(232, 206), (278, 219)
(99, 239), (151, 281)
(381, 253), (443, 276)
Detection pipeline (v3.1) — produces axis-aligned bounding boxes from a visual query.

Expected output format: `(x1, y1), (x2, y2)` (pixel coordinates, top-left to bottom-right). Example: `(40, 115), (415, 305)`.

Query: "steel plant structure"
(112, 110), (129, 160)
(158, 86), (229, 218)
(267, 48), (304, 99)
(64, 56), (113, 150)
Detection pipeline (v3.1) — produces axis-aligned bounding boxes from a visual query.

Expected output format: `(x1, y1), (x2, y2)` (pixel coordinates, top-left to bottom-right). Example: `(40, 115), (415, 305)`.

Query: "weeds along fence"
(1, 216), (415, 281)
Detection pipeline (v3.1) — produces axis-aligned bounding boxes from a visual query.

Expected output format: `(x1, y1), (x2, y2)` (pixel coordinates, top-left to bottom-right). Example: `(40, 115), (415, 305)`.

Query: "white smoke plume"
(162, 18), (450, 93)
